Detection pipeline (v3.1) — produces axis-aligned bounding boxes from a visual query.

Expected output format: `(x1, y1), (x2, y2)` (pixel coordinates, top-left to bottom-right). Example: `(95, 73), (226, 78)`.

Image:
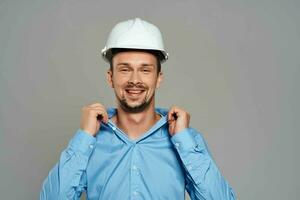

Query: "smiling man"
(40, 18), (237, 200)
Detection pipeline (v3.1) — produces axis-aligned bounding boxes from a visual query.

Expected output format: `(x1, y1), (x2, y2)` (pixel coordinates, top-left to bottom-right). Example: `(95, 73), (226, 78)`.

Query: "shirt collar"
(106, 107), (169, 119)
(104, 107), (170, 143)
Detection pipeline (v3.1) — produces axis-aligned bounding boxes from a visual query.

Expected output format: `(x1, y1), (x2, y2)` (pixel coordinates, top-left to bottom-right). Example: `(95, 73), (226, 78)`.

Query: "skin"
(80, 51), (190, 139)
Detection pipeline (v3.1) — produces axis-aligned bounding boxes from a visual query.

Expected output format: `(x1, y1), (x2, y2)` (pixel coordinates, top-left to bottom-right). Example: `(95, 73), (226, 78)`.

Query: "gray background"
(0, 0), (299, 199)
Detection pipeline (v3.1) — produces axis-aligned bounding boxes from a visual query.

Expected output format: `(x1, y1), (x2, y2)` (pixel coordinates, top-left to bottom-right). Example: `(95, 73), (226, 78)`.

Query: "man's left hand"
(167, 106), (190, 136)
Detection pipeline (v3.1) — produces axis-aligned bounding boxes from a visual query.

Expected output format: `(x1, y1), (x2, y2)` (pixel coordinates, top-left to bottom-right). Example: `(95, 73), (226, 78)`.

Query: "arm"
(40, 129), (96, 200)
(171, 128), (237, 200)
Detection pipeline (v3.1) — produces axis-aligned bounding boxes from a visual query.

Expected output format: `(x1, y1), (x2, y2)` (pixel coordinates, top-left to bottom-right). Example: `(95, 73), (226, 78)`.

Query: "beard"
(115, 82), (154, 113)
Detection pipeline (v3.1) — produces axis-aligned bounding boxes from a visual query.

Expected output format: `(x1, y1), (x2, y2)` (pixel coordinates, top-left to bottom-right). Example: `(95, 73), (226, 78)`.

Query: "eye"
(120, 68), (130, 72)
(142, 69), (151, 73)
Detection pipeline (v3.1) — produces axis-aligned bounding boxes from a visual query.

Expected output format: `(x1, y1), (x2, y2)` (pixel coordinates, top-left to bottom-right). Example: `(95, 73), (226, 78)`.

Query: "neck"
(112, 101), (161, 139)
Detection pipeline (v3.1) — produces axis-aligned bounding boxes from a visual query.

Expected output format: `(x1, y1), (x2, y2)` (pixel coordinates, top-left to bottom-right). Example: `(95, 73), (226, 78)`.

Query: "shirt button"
(133, 191), (139, 196)
(112, 127), (116, 131)
(187, 165), (193, 170)
(132, 165), (137, 170)
(89, 144), (94, 149)
(175, 142), (180, 147)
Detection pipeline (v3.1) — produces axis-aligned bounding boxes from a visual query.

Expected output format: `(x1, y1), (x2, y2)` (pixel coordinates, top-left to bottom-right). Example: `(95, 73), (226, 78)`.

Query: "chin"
(126, 101), (145, 108)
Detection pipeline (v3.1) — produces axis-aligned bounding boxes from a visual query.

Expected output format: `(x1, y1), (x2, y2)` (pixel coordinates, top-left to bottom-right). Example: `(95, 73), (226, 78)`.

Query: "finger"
(172, 112), (178, 120)
(88, 105), (106, 111)
(167, 107), (174, 120)
(90, 108), (109, 123)
(167, 111), (174, 122)
(168, 106), (179, 121)
(168, 123), (175, 134)
(88, 105), (108, 122)
(88, 103), (105, 108)
(167, 118), (174, 124)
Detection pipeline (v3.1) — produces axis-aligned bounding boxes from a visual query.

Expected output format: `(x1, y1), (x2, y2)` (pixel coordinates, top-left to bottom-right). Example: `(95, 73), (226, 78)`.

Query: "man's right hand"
(80, 103), (109, 137)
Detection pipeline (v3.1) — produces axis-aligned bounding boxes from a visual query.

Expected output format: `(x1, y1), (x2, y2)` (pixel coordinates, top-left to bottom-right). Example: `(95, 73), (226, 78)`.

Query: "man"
(40, 18), (237, 200)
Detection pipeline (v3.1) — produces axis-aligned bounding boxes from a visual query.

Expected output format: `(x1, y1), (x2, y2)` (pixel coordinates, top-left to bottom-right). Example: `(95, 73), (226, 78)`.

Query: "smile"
(125, 89), (145, 96)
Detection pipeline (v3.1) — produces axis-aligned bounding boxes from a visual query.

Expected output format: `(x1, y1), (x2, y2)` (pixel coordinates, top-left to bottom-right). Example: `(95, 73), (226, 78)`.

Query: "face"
(106, 51), (163, 113)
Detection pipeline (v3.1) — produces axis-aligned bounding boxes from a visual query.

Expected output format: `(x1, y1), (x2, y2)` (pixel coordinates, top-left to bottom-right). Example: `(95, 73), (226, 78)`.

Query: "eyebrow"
(116, 63), (130, 66)
(141, 64), (155, 68)
(116, 63), (155, 68)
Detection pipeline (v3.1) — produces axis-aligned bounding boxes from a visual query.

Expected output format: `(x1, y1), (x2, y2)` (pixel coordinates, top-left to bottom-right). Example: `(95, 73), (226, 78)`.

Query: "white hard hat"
(101, 18), (169, 63)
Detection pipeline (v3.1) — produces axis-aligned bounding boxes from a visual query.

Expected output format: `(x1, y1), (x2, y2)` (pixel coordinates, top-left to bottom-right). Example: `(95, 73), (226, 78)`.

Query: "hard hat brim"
(101, 47), (168, 63)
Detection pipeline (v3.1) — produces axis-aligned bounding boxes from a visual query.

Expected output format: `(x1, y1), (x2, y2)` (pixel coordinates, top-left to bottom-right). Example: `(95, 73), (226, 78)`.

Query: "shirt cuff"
(68, 129), (97, 156)
(171, 128), (198, 152)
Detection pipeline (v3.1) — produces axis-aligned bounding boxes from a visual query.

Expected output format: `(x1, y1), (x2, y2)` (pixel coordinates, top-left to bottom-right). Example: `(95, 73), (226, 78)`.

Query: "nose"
(128, 70), (142, 84)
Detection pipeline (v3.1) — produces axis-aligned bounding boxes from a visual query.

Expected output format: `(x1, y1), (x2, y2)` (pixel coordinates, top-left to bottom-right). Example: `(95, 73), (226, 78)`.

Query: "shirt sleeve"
(40, 129), (96, 200)
(170, 128), (237, 200)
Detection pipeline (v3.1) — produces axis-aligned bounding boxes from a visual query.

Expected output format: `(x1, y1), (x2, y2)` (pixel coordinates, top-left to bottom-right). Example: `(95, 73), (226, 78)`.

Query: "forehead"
(112, 51), (157, 66)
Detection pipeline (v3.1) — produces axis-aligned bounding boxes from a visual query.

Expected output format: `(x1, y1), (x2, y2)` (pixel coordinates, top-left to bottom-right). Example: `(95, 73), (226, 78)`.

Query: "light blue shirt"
(40, 107), (236, 200)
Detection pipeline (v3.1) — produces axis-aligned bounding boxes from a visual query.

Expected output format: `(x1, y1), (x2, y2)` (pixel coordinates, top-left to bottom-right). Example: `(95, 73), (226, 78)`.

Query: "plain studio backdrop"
(0, 0), (299, 199)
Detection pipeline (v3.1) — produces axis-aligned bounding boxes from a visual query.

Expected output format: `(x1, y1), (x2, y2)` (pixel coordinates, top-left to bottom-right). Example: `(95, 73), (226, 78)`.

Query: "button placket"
(130, 144), (140, 199)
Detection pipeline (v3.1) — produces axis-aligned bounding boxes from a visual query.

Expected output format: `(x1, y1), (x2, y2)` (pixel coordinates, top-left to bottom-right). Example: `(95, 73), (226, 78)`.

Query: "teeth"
(127, 90), (144, 94)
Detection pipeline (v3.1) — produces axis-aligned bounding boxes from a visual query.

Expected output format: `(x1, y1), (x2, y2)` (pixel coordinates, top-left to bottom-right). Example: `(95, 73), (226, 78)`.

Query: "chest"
(85, 131), (186, 199)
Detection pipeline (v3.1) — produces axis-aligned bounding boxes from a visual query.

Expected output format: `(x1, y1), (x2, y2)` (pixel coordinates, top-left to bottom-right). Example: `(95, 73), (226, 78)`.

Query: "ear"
(155, 71), (163, 89)
(106, 69), (114, 88)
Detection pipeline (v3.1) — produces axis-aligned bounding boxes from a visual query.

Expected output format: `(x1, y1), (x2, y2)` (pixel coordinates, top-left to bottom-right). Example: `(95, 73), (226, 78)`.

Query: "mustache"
(125, 82), (148, 90)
